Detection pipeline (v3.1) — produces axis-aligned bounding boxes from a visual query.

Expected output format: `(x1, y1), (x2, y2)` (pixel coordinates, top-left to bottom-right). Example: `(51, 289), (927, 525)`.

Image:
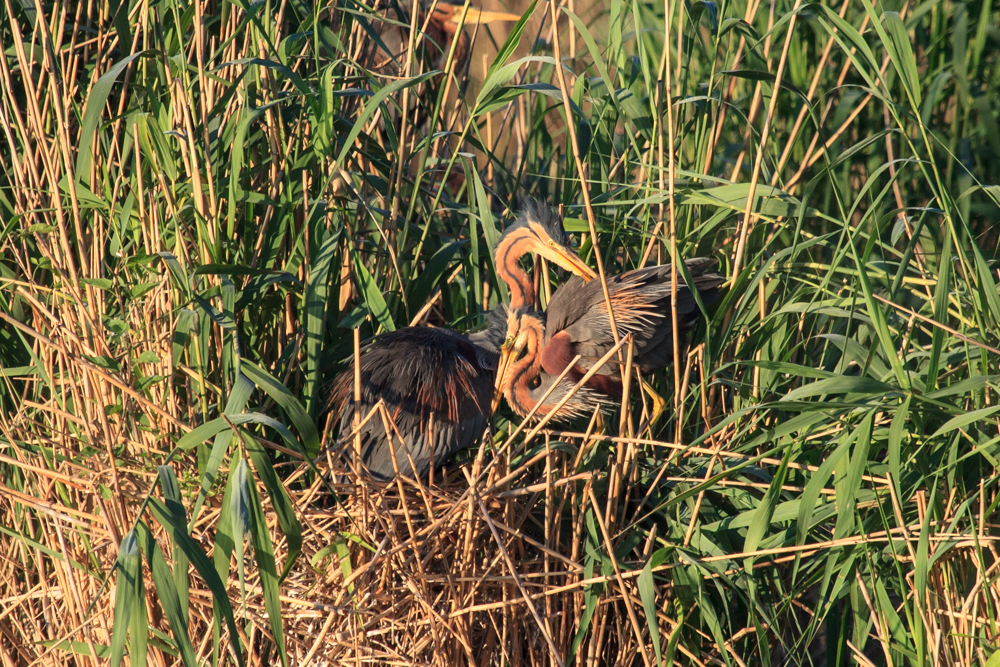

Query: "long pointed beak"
(448, 7), (523, 26)
(491, 345), (515, 414)
(547, 246), (598, 282)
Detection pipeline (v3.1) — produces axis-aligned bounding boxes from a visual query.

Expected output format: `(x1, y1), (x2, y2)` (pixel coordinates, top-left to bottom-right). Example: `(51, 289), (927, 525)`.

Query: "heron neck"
(495, 232), (535, 310)
(506, 324), (548, 417)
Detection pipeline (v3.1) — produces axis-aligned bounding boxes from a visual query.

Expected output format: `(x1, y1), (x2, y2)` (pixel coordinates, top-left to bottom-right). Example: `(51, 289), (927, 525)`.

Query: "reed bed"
(2, 0), (1000, 663)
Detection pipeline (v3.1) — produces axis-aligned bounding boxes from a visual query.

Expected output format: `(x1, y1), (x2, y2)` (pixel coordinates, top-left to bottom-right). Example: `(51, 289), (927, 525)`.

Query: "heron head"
(434, 3), (522, 29)
(491, 308), (540, 413)
(536, 235), (597, 282)
(498, 200), (597, 282)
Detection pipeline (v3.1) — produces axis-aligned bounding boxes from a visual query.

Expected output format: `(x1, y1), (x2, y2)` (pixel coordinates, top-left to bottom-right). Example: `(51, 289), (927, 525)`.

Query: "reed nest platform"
(5, 411), (998, 666)
(209, 430), (682, 666)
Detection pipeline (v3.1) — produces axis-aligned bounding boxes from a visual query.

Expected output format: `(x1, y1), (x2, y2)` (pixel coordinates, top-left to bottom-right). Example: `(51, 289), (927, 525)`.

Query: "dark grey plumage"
(326, 318), (503, 481)
(492, 303), (616, 421)
(494, 257), (725, 424)
(542, 258), (725, 387)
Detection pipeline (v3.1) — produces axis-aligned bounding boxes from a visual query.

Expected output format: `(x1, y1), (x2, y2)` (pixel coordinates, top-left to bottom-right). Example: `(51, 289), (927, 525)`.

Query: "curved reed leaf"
(246, 434), (303, 579)
(136, 521), (198, 667)
(75, 52), (147, 186)
(110, 530), (144, 667)
(241, 360), (321, 457)
(246, 454), (288, 666)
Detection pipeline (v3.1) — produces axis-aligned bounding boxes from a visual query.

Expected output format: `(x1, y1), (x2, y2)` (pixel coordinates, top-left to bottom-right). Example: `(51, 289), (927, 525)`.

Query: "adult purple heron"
(324, 202), (595, 480)
(355, 0), (521, 144)
(494, 258), (725, 422)
(365, 1), (522, 78)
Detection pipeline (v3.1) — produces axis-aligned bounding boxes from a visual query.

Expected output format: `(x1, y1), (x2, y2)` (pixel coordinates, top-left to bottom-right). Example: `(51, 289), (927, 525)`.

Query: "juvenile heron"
(494, 258), (725, 422)
(326, 321), (504, 480)
(489, 303), (614, 420)
(324, 201), (594, 480)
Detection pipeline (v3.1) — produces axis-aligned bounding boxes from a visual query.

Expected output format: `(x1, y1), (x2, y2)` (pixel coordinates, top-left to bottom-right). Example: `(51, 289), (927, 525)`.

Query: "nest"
(229, 433), (646, 666)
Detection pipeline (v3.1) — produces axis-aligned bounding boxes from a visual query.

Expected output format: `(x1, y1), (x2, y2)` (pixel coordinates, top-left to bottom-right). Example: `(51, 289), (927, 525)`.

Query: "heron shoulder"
(544, 275), (601, 335)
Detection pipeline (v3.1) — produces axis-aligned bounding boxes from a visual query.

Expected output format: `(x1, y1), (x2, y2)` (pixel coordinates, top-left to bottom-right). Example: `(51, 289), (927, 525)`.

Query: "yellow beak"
(491, 343), (515, 414)
(545, 245), (598, 282)
(446, 7), (523, 27)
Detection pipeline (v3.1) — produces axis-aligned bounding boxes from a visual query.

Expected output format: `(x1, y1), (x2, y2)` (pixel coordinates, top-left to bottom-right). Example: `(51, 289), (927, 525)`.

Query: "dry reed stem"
(729, 0), (805, 284)
(545, 0), (624, 384)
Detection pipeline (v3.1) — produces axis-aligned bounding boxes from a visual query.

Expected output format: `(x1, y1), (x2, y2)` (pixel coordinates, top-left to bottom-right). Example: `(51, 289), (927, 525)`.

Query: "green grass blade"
(147, 498), (245, 667)
(246, 455), (287, 666)
(931, 405), (1000, 439)
(189, 372), (255, 528)
(638, 548), (672, 666)
(212, 455), (245, 667)
(332, 72), (437, 172)
(110, 530), (142, 667)
(246, 435), (302, 580)
(779, 376), (892, 401)
(846, 236), (910, 389)
(568, 556), (601, 663)
(241, 360), (321, 457)
(744, 446), (793, 561)
(157, 466), (190, 628)
(38, 641), (112, 658)
(407, 240), (465, 310)
(888, 396), (910, 503)
(883, 12), (923, 109)
(833, 411), (875, 540)
(75, 52), (146, 186)
(304, 227), (343, 414)
(349, 244), (396, 334)
(136, 521), (197, 667)
(480, 0), (537, 100)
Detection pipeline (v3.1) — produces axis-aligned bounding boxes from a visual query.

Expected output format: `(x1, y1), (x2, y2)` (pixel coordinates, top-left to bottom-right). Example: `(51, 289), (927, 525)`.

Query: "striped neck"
(504, 315), (548, 417)
(494, 230), (537, 310)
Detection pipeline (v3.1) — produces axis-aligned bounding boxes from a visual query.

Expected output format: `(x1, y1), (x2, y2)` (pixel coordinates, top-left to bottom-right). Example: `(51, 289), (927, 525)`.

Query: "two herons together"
(326, 201), (724, 480)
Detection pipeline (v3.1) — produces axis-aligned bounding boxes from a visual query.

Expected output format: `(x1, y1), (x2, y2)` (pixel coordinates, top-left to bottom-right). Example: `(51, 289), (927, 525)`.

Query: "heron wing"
(544, 259), (723, 375)
(326, 326), (494, 479)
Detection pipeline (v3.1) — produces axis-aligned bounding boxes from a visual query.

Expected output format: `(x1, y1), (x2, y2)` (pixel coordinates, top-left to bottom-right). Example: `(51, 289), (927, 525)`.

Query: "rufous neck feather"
(507, 317), (547, 412)
(495, 230), (537, 310)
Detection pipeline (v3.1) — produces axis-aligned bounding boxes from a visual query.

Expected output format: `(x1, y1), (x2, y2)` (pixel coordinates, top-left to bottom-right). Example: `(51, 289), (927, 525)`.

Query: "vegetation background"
(2, 0), (1000, 662)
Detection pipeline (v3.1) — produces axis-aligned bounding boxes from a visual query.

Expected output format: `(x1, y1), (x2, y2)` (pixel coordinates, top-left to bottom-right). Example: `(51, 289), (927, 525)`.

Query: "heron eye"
(528, 375), (541, 390)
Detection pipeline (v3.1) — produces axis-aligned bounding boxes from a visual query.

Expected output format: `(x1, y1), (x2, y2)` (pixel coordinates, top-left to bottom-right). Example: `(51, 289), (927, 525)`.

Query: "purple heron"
(326, 322), (504, 480)
(356, 0), (521, 144)
(366, 1), (522, 78)
(324, 202), (594, 480)
(494, 258), (725, 422)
